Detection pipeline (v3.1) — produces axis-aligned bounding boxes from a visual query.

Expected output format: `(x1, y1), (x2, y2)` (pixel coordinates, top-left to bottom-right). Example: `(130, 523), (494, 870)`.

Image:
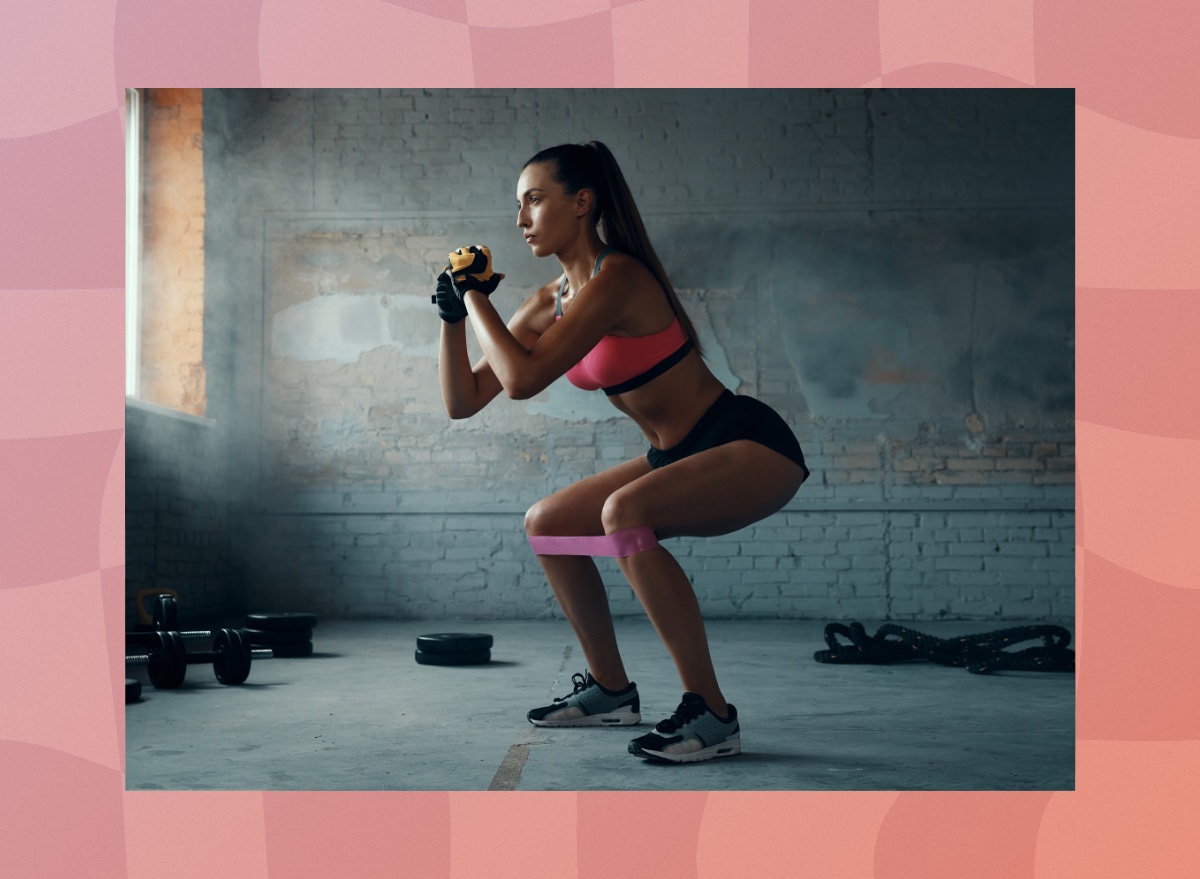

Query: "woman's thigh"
(603, 440), (806, 539)
(524, 454), (653, 537)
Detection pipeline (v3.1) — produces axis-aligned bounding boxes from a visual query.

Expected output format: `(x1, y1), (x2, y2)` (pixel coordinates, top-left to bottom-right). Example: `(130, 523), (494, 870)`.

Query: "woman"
(435, 141), (810, 764)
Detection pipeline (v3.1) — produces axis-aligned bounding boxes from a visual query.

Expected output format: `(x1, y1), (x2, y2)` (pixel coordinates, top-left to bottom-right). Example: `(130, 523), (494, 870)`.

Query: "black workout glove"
(432, 269), (468, 324)
(448, 244), (502, 296)
(431, 245), (504, 323)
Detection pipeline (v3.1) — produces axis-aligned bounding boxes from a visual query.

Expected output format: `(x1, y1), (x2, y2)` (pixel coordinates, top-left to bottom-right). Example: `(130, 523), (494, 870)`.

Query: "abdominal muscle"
(607, 350), (727, 451)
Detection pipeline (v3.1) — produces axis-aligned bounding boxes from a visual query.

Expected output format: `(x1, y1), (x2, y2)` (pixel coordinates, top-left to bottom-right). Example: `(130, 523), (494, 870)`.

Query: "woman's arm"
(461, 262), (635, 400)
(437, 280), (556, 419)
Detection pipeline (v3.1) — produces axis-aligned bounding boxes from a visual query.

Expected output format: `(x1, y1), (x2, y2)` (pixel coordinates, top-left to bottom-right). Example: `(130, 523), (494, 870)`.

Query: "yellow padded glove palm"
(446, 245), (503, 296)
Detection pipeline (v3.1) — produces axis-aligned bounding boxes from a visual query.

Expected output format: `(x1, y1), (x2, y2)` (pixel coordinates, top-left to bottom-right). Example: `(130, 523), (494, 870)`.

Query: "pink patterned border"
(3, 0), (1198, 875)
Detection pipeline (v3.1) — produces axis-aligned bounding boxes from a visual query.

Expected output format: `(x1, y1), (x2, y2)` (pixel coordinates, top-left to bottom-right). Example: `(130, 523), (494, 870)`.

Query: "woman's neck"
(558, 234), (607, 292)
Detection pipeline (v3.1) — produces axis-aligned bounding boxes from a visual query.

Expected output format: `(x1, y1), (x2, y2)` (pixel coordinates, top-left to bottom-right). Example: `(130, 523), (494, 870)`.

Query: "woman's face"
(515, 161), (584, 258)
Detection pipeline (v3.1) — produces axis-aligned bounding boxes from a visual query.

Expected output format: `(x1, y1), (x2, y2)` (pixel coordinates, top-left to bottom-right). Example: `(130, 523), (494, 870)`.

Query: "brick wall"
(173, 88), (1076, 623)
(245, 506), (1072, 623)
(125, 400), (237, 627)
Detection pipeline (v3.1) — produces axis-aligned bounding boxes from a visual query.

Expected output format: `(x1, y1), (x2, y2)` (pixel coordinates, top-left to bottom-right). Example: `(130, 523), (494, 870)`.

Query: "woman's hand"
(432, 270), (468, 323)
(448, 245), (504, 296)
(432, 245), (505, 323)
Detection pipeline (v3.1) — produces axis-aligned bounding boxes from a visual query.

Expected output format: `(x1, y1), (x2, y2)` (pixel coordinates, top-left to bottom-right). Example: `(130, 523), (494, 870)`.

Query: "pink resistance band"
(528, 526), (660, 558)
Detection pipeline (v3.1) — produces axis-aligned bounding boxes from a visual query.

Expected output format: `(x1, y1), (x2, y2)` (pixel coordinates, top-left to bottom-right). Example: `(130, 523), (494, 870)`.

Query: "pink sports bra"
(555, 248), (694, 396)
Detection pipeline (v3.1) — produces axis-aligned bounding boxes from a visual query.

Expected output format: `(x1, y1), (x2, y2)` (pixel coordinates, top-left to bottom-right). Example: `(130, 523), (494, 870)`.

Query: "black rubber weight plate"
(242, 627), (313, 645)
(245, 612), (318, 632)
(148, 630), (187, 689)
(415, 648), (490, 666)
(416, 633), (494, 654)
(269, 641), (314, 658)
(213, 628), (251, 685)
(153, 595), (178, 631)
(125, 678), (142, 703)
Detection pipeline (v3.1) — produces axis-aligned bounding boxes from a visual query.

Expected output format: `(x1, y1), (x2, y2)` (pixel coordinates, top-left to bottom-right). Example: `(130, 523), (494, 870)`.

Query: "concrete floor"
(125, 619), (1074, 791)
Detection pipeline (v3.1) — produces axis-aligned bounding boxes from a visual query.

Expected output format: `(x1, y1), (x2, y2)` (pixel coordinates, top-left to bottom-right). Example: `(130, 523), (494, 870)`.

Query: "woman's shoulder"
(595, 250), (656, 289)
(589, 250), (674, 334)
(599, 249), (639, 274)
(596, 250), (665, 301)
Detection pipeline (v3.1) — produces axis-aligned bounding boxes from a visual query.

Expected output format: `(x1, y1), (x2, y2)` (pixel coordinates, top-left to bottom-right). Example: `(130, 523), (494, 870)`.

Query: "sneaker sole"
(529, 706), (641, 728)
(628, 734), (741, 763)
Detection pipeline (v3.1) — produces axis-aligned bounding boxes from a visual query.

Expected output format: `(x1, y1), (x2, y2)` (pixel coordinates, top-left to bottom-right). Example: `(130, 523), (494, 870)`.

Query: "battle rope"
(813, 622), (1075, 674)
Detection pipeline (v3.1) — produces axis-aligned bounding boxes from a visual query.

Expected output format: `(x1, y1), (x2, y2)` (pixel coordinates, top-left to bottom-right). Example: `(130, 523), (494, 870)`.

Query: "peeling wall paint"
(172, 88), (1077, 622)
(272, 293), (439, 363)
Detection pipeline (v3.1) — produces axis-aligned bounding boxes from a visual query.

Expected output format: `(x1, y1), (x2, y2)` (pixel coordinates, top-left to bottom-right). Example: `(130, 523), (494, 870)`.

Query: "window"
(125, 88), (207, 417)
(125, 87), (141, 398)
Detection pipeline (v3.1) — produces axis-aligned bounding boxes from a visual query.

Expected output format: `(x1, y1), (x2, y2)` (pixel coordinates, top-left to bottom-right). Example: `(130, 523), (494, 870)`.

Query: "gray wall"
(125, 401), (236, 626)
(134, 88), (1074, 625)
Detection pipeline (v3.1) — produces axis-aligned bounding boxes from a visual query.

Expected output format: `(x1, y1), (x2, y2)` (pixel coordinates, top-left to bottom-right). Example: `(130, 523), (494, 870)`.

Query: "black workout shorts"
(646, 389), (811, 479)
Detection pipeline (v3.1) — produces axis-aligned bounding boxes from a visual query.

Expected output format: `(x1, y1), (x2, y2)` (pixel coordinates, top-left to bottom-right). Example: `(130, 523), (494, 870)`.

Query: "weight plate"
(147, 630), (187, 688)
(213, 628), (251, 685)
(415, 647), (491, 666)
(270, 641), (313, 658)
(416, 633), (494, 655)
(245, 612), (318, 632)
(125, 678), (142, 703)
(166, 630), (187, 687)
(242, 627), (313, 645)
(153, 594), (178, 631)
(233, 628), (253, 682)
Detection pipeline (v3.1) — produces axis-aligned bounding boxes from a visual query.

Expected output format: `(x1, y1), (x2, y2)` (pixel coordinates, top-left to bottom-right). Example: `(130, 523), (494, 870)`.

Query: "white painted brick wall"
(189, 88), (1077, 624)
(243, 506), (1073, 623)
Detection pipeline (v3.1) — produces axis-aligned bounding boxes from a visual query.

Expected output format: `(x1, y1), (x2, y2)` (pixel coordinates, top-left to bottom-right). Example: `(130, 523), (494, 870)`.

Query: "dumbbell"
(126, 628), (273, 688)
(133, 590), (179, 631)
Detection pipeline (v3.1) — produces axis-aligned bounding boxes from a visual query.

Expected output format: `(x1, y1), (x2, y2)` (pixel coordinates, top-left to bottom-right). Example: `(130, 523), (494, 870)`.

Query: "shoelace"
(656, 696), (706, 733)
(553, 671), (591, 703)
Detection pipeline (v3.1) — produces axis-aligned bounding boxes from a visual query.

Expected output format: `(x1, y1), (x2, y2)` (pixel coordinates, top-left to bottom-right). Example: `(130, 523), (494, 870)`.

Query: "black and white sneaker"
(527, 671), (641, 727)
(628, 692), (741, 763)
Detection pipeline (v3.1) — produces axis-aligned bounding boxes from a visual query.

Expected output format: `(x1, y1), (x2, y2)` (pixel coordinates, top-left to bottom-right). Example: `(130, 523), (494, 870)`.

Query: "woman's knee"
(524, 498), (555, 537)
(600, 488), (650, 535)
(525, 494), (603, 538)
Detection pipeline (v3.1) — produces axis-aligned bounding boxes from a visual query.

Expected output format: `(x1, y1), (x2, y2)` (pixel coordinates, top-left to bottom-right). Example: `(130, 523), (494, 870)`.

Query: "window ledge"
(125, 396), (217, 428)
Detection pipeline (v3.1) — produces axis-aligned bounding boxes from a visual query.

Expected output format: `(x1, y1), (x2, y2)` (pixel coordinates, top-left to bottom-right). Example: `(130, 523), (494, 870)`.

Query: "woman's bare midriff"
(608, 351), (727, 451)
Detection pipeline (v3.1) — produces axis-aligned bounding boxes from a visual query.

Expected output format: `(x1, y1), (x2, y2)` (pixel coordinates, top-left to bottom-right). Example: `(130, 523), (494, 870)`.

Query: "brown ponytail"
(523, 141), (704, 358)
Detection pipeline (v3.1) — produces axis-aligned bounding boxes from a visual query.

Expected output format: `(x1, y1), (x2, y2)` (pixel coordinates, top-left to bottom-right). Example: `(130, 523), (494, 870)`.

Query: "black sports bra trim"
(600, 336), (694, 396)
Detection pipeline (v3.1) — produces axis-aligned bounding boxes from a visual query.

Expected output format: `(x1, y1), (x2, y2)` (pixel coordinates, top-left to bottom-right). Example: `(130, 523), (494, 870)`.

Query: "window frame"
(125, 87), (142, 399)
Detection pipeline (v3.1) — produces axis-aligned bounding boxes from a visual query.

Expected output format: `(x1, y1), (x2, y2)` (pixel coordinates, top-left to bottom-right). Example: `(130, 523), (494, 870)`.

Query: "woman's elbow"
(444, 398), (479, 420)
(506, 383), (533, 401)
(506, 375), (549, 401)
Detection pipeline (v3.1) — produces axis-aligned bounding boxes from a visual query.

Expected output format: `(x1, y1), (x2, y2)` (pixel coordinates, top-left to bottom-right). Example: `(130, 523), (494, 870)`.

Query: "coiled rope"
(813, 622), (1075, 674)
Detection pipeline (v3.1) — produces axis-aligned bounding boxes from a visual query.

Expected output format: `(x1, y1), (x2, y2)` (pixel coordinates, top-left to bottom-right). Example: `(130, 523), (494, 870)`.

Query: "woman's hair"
(523, 141), (703, 357)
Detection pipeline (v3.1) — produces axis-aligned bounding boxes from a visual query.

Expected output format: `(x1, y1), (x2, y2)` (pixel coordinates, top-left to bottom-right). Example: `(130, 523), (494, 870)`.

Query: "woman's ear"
(574, 187), (594, 219)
